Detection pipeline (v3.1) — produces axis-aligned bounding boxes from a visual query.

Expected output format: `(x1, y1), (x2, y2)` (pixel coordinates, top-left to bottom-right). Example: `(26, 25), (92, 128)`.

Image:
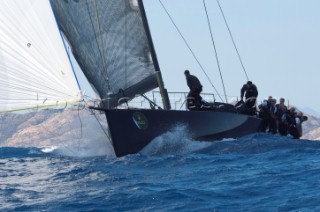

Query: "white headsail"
(0, 0), (81, 112)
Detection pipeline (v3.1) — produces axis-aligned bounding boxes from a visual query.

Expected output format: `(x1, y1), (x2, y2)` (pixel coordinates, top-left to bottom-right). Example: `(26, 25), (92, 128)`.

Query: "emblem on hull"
(132, 112), (148, 130)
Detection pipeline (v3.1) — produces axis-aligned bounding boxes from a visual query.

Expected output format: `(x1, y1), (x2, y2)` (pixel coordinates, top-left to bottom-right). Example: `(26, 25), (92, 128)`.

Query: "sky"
(76, 0), (320, 114)
(139, 0), (320, 114)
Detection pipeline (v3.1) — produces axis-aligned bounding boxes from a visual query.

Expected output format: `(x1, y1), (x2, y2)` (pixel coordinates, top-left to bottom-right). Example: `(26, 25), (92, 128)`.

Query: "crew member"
(268, 97), (277, 134)
(184, 70), (203, 109)
(240, 81), (258, 102)
(275, 98), (288, 133)
(240, 81), (258, 113)
(289, 111), (308, 139)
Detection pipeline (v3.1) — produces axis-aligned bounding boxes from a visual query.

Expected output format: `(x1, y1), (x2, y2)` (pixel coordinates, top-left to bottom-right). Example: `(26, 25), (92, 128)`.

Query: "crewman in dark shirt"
(240, 81), (258, 109)
(240, 81), (258, 101)
(184, 70), (203, 109)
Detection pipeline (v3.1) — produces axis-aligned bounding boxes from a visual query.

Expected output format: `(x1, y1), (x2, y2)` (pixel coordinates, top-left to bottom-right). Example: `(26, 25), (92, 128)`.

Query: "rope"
(90, 109), (111, 141)
(37, 100), (111, 156)
(216, 0), (249, 81)
(82, 98), (111, 141)
(38, 109), (81, 156)
(76, 101), (84, 152)
(0, 100), (81, 114)
(203, 0), (228, 103)
(158, 0), (224, 102)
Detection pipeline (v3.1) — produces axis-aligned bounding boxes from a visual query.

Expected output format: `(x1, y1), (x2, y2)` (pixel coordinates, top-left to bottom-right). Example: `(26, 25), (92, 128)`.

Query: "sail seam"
(92, 0), (111, 91)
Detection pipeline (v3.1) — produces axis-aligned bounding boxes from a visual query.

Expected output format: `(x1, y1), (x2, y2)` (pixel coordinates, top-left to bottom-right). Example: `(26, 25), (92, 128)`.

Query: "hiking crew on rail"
(258, 98), (308, 139)
(183, 72), (308, 139)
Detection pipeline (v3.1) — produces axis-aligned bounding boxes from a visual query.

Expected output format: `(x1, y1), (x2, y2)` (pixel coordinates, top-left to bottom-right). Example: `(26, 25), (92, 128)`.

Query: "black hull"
(103, 109), (261, 157)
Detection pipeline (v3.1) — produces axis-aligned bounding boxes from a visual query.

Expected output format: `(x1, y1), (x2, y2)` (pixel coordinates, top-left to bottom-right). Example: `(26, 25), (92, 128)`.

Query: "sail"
(0, 0), (81, 112)
(50, 0), (158, 108)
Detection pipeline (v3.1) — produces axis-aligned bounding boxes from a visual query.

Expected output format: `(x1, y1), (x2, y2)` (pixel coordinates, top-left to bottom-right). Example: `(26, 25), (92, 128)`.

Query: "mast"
(138, 0), (171, 110)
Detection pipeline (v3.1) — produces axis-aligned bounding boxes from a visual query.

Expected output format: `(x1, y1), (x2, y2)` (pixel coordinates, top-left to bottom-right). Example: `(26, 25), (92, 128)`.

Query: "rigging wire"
(81, 96), (111, 141)
(158, 0), (224, 102)
(203, 0), (228, 103)
(36, 100), (111, 157)
(38, 109), (81, 156)
(216, 0), (249, 81)
(89, 108), (111, 141)
(76, 101), (84, 152)
(85, 99), (112, 142)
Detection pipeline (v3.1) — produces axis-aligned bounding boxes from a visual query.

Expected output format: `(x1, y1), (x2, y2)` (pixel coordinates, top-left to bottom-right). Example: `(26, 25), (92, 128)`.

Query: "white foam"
(221, 138), (237, 142)
(41, 146), (58, 153)
(141, 124), (213, 156)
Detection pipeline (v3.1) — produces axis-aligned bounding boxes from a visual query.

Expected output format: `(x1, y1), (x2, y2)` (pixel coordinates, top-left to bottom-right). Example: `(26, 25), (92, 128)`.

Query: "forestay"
(50, 0), (158, 108)
(0, 0), (81, 112)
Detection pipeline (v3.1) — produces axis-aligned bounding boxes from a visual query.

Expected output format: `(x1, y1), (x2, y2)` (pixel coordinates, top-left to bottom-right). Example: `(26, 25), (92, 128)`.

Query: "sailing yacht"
(0, 0), (261, 157)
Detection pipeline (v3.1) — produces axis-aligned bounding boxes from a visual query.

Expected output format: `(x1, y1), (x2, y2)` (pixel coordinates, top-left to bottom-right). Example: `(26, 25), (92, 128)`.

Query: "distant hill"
(0, 109), (115, 157)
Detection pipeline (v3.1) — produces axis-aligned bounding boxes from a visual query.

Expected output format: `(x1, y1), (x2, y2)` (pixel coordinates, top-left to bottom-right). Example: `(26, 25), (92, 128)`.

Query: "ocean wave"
(141, 125), (320, 157)
(0, 142), (116, 159)
(1, 134), (319, 160)
(0, 147), (48, 158)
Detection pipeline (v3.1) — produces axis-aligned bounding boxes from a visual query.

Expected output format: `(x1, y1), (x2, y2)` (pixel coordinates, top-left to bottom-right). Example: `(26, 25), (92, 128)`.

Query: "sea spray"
(141, 124), (213, 156)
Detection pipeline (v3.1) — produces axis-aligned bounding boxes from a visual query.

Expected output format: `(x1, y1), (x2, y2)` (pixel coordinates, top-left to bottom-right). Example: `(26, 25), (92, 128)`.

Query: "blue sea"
(1, 133), (320, 211)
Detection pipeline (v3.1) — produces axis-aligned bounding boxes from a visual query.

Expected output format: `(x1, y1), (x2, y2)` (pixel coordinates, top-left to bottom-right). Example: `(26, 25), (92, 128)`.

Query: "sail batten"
(50, 0), (159, 107)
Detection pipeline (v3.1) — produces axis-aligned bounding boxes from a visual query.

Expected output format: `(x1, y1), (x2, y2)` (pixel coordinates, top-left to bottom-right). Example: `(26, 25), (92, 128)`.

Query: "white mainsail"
(0, 0), (81, 112)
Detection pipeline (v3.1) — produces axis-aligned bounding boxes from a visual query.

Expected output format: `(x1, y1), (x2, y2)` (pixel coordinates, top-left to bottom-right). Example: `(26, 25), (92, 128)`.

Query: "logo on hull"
(132, 112), (148, 130)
